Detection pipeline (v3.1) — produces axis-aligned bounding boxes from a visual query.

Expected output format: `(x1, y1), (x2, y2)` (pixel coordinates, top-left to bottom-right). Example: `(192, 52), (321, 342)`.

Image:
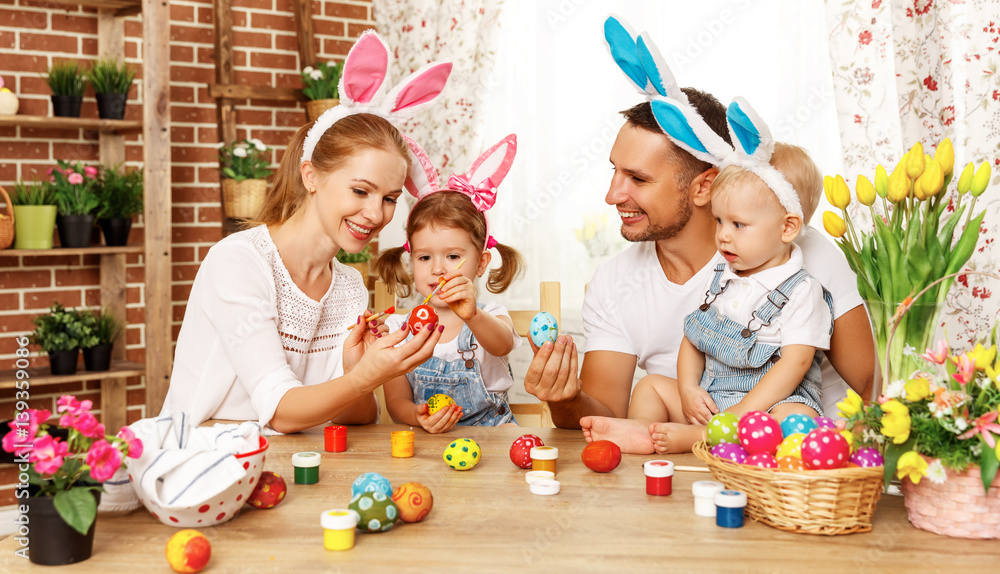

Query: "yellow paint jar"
(391, 430), (415, 458)
(321, 509), (358, 551)
(530, 446), (559, 475)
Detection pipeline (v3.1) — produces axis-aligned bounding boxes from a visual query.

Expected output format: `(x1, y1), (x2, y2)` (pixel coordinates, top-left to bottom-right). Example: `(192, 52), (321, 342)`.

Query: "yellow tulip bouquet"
(822, 138), (990, 385)
(838, 328), (999, 492)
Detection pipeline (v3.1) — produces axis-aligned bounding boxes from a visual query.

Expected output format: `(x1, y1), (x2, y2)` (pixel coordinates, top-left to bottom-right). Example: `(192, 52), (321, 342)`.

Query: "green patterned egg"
(706, 412), (740, 446)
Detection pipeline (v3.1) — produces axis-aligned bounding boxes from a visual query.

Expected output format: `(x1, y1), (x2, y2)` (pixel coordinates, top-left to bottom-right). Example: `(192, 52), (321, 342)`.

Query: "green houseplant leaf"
(53, 486), (98, 536)
(86, 57), (135, 95)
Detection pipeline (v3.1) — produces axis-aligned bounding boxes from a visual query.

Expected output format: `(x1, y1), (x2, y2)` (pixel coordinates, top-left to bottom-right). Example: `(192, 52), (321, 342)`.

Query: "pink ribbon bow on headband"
(447, 174), (497, 212)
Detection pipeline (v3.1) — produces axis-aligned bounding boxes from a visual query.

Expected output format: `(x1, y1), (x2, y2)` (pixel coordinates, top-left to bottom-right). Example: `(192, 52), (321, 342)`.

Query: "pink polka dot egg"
(744, 452), (778, 469)
(850, 446), (885, 468)
(801, 428), (850, 470)
(737, 411), (783, 455)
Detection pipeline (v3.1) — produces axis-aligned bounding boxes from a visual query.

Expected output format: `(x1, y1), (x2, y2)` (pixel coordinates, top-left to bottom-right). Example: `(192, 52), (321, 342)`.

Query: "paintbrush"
(421, 258), (466, 305)
(340, 305), (396, 335)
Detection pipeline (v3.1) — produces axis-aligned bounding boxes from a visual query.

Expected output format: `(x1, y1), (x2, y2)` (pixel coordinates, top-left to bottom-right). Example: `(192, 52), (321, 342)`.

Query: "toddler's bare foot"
(649, 422), (704, 454)
(580, 416), (655, 454)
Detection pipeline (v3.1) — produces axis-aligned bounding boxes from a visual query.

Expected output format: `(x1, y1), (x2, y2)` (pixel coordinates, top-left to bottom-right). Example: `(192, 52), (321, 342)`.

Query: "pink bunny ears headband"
(604, 16), (803, 218)
(401, 134), (518, 252)
(300, 31), (453, 164)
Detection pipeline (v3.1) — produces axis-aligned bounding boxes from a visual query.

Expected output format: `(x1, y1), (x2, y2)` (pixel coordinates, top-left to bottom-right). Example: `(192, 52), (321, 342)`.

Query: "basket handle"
(0, 185), (12, 219)
(878, 270), (1000, 398)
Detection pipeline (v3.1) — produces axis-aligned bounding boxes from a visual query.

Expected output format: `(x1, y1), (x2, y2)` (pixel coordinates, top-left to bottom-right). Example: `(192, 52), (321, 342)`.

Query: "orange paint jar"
(530, 446), (559, 474)
(391, 430), (415, 458)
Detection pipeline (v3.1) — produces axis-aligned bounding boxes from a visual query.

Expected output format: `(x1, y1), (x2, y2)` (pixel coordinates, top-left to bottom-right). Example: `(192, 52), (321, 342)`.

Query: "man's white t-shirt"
(583, 227), (864, 414)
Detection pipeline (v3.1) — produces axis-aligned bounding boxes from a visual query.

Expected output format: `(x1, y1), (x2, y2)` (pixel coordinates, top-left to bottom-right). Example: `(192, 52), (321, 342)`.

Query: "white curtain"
(824, 0), (1000, 346)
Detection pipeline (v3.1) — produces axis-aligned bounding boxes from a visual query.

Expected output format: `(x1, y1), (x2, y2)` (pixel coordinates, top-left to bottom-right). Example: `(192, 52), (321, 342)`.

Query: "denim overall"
(404, 305), (516, 426)
(683, 264), (831, 415)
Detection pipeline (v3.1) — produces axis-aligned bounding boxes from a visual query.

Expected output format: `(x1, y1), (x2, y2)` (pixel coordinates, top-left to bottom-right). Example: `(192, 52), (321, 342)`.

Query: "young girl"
(583, 97), (833, 453)
(374, 135), (525, 432)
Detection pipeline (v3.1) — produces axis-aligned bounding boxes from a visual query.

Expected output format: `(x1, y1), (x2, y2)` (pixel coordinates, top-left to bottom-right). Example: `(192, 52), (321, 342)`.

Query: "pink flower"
(920, 340), (949, 364)
(67, 172), (84, 185)
(59, 411), (105, 439)
(85, 439), (123, 482)
(29, 435), (69, 476)
(923, 74), (938, 91)
(952, 353), (976, 385)
(56, 395), (92, 416)
(958, 411), (1000, 448)
(83, 166), (98, 179)
(859, 30), (873, 45)
(1, 409), (52, 456)
(116, 427), (143, 459)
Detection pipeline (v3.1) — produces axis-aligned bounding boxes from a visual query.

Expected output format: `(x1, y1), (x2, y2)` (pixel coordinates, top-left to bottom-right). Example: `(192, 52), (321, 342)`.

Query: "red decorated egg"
(777, 456), (806, 471)
(802, 428), (850, 470)
(744, 453), (778, 469)
(391, 482), (434, 523)
(510, 434), (544, 469)
(408, 305), (438, 333)
(737, 411), (783, 455)
(246, 471), (286, 509)
(581, 440), (622, 473)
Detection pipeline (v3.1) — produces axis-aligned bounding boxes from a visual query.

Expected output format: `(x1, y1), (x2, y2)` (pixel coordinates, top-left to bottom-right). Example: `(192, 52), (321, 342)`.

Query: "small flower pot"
(221, 178), (267, 219)
(56, 214), (96, 248)
(83, 343), (113, 372)
(51, 95), (83, 118)
(95, 92), (127, 120)
(305, 98), (340, 122)
(48, 349), (79, 376)
(26, 491), (101, 565)
(12, 205), (57, 249)
(98, 217), (132, 246)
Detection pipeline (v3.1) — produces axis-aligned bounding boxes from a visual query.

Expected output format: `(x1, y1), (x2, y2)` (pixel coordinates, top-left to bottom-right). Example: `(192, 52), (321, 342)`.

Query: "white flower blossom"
(926, 460), (947, 484)
(310, 70), (324, 81)
(903, 343), (916, 357)
(249, 138), (266, 152)
(303, 66), (314, 75)
(232, 146), (247, 158)
(955, 417), (968, 432)
(884, 380), (906, 400)
(214, 141), (226, 149)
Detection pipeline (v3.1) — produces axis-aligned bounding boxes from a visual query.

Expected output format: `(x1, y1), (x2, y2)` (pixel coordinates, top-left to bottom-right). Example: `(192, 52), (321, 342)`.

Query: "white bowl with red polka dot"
(130, 436), (269, 527)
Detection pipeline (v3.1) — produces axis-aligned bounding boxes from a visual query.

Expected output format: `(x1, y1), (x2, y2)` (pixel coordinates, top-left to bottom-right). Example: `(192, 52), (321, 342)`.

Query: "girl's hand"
(342, 310), (391, 373)
(438, 272), (477, 321)
(415, 403), (463, 433)
(680, 385), (718, 425)
(347, 321), (443, 390)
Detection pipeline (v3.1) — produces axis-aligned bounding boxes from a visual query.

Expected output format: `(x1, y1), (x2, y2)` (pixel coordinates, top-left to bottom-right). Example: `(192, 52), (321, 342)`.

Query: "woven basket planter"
(0, 186), (13, 249)
(221, 179), (267, 220)
(693, 441), (884, 535)
(901, 463), (1000, 539)
(305, 98), (340, 123)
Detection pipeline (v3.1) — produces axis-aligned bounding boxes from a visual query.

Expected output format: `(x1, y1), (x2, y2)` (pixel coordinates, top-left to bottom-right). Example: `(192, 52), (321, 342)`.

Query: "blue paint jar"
(714, 490), (747, 528)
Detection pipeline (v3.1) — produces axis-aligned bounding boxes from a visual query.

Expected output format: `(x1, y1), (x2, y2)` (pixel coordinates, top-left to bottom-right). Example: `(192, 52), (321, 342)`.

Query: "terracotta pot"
(901, 463), (1000, 539)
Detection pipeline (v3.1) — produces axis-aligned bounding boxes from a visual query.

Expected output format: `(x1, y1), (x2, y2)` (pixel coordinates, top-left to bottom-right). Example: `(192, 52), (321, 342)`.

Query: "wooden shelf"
(0, 115), (142, 135)
(0, 360), (144, 390)
(0, 245), (143, 257)
(40, 0), (142, 17)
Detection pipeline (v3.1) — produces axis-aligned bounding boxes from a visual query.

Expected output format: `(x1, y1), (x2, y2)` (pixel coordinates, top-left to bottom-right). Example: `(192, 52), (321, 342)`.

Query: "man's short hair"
(620, 88), (732, 188)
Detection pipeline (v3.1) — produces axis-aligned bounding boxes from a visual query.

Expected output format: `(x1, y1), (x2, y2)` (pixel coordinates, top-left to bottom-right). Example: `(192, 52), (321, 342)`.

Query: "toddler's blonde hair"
(711, 142), (822, 223)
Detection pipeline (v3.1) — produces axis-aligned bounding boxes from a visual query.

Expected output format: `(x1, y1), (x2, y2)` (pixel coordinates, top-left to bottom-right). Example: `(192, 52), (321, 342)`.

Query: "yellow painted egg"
(427, 394), (456, 415)
(776, 433), (805, 459)
(391, 482), (433, 523)
(443, 438), (481, 471)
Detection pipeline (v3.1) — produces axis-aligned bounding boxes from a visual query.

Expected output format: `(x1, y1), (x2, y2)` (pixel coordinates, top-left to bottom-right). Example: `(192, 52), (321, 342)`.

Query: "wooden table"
(2, 425), (996, 572)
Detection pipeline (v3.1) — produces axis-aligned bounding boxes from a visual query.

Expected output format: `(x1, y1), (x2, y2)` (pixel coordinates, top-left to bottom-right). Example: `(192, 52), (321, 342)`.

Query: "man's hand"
(524, 335), (580, 403)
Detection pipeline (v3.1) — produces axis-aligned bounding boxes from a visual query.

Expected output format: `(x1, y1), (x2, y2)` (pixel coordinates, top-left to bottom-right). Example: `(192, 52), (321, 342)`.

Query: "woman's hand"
(415, 403), (463, 433)
(438, 272), (477, 321)
(346, 320), (443, 393)
(342, 310), (391, 373)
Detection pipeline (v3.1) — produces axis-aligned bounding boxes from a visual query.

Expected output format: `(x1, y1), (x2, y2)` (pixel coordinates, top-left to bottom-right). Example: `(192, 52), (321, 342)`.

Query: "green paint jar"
(292, 451), (321, 485)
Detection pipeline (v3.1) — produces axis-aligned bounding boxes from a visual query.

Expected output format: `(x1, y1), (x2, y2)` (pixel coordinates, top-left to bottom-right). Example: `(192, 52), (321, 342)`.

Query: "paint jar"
(714, 490), (747, 528)
(292, 451), (321, 485)
(524, 470), (555, 485)
(321, 509), (358, 551)
(529, 479), (560, 496)
(391, 430), (415, 458)
(324, 425), (347, 453)
(529, 446), (559, 475)
(643, 460), (675, 496)
(692, 480), (725, 517)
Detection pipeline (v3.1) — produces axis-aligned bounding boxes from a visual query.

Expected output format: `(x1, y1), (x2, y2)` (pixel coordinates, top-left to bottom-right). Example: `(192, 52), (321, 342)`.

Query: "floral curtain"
(825, 0), (1000, 346)
(374, 0), (505, 174)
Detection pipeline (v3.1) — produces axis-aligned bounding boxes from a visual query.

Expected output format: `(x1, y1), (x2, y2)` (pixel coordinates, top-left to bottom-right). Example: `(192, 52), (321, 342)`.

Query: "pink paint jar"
(643, 460), (675, 496)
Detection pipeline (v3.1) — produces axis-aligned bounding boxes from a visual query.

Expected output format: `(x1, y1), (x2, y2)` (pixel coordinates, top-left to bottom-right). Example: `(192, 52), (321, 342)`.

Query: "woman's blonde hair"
(373, 191), (524, 298)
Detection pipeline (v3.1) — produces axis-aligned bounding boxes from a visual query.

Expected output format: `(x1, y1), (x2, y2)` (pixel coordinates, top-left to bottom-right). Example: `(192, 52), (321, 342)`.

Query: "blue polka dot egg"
(529, 312), (559, 347)
(780, 413), (818, 437)
(351, 472), (393, 498)
(443, 438), (482, 470)
(348, 491), (399, 533)
(706, 412), (740, 446)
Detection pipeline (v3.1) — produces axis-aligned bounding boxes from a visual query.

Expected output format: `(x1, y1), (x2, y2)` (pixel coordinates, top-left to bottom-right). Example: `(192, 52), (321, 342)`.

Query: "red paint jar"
(643, 460), (675, 496)
(324, 425), (347, 453)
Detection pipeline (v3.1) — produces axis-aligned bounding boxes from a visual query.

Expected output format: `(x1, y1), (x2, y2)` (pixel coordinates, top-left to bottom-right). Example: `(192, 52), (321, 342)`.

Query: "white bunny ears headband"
(401, 134), (518, 252)
(300, 31), (453, 164)
(604, 16), (803, 218)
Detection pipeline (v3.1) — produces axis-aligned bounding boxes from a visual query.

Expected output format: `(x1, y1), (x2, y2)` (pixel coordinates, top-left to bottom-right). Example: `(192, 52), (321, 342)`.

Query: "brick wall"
(0, 0), (374, 507)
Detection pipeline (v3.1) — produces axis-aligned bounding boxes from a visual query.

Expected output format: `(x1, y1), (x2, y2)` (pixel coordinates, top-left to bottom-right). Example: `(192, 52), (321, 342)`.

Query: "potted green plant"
(337, 246), (372, 286)
(301, 60), (344, 122)
(86, 56), (135, 120)
(218, 138), (273, 220)
(45, 61), (86, 118)
(50, 160), (99, 248)
(95, 164), (143, 246)
(30, 303), (92, 375)
(80, 309), (122, 372)
(9, 180), (57, 249)
(1, 395), (142, 565)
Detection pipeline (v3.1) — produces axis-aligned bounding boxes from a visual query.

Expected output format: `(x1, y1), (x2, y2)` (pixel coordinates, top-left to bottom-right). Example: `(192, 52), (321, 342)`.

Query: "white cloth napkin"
(99, 411), (260, 513)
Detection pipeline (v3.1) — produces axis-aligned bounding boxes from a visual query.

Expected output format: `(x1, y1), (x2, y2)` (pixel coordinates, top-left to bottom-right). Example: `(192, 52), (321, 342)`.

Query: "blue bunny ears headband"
(604, 16), (803, 218)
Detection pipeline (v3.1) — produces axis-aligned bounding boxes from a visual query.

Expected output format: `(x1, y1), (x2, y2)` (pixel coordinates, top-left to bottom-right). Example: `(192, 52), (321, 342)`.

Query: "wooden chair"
(372, 280), (559, 427)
